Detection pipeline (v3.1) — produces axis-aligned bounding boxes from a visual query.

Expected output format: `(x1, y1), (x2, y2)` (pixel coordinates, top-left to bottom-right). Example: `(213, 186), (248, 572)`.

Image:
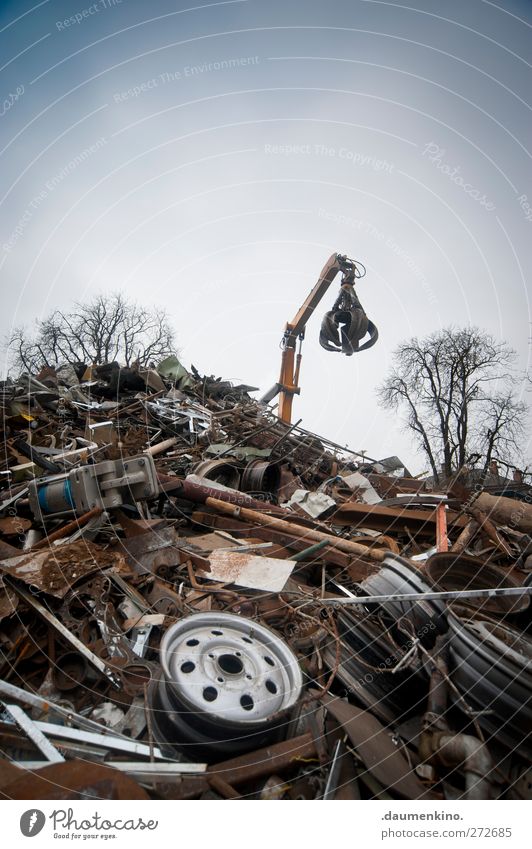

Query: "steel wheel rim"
(160, 612), (302, 726)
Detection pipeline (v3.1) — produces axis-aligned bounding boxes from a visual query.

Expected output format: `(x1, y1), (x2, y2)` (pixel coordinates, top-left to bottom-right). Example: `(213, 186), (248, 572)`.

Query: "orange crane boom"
(261, 253), (377, 424)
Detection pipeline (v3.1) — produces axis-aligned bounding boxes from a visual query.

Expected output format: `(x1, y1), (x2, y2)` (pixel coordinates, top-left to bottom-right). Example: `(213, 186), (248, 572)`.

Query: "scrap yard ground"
(0, 356), (530, 800)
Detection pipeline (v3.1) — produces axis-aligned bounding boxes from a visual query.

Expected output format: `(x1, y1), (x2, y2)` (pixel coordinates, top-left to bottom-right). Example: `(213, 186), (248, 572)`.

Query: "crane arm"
(261, 253), (353, 423)
(261, 251), (376, 423)
(284, 252), (344, 344)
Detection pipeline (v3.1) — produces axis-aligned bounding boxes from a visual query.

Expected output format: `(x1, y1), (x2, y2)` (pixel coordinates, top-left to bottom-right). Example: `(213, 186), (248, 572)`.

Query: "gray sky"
(1, 0), (531, 473)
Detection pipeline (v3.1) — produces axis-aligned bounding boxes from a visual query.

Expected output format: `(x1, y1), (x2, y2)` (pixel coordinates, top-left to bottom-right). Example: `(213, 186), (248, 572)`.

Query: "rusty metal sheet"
(203, 549), (296, 592)
(0, 579), (18, 619)
(117, 526), (180, 575)
(320, 693), (438, 800)
(331, 501), (467, 537)
(207, 732), (317, 785)
(0, 517), (32, 535)
(0, 541), (126, 598)
(0, 760), (149, 800)
(0, 759), (24, 790)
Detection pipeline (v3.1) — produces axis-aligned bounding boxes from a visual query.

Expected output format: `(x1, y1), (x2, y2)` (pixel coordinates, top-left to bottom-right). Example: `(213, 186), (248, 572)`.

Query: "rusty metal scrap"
(0, 540), (125, 597)
(0, 355), (530, 800)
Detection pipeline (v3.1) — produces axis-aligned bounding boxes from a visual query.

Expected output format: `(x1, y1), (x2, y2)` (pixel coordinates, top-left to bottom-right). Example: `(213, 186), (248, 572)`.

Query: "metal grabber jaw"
(319, 257), (379, 355)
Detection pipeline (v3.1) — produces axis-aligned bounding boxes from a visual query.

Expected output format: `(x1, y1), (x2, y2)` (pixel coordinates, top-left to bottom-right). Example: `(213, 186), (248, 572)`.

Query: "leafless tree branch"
(6, 293), (177, 374)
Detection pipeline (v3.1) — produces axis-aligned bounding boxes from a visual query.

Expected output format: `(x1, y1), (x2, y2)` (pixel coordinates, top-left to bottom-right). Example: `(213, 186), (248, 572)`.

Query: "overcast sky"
(1, 0), (530, 473)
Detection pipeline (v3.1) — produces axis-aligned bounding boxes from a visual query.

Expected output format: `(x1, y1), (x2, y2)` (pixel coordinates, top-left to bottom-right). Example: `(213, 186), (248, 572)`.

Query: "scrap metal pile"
(0, 356), (530, 800)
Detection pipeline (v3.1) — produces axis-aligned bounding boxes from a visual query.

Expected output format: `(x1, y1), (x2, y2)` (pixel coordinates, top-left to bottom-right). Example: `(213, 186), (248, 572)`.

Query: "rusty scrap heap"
(0, 356), (530, 801)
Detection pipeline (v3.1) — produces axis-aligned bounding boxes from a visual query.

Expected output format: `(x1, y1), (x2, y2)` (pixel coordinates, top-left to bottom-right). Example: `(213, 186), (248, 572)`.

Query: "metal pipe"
(31, 507), (103, 549)
(0, 679), (135, 739)
(205, 497), (389, 562)
(322, 586), (532, 605)
(2, 704), (65, 764)
(421, 639), (493, 800)
(158, 475), (287, 512)
(144, 437), (178, 457)
(292, 539), (330, 561)
(430, 733), (493, 800)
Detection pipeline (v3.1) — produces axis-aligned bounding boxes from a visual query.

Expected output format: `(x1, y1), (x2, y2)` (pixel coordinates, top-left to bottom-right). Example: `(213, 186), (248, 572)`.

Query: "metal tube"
(31, 507), (103, 549)
(321, 586), (532, 605)
(3, 704), (65, 764)
(431, 733), (493, 800)
(205, 497), (389, 562)
(292, 539), (330, 561)
(0, 679), (140, 740)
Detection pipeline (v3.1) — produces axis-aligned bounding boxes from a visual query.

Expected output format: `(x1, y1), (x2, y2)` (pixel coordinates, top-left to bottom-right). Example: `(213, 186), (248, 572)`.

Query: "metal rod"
(205, 497), (388, 562)
(105, 762), (207, 775)
(6, 582), (120, 687)
(0, 678), (165, 744)
(33, 721), (171, 760)
(269, 418), (303, 456)
(322, 739), (345, 800)
(31, 507), (103, 549)
(3, 703), (65, 764)
(292, 539), (329, 562)
(321, 586), (532, 605)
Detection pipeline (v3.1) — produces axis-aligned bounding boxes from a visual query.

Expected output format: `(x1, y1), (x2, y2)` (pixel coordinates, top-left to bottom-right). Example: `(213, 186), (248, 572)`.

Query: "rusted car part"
(194, 458), (242, 489)
(141, 736), (317, 800)
(10, 570), (159, 699)
(323, 608), (428, 725)
(447, 612), (532, 759)
(240, 459), (281, 500)
(354, 554), (447, 643)
(56, 575), (160, 697)
(425, 552), (529, 616)
(28, 454), (159, 519)
(1, 760), (149, 800)
(158, 473), (286, 512)
(168, 474), (299, 517)
(319, 693), (435, 799)
(7, 580), (121, 688)
(52, 651), (100, 692)
(421, 733), (493, 800)
(150, 612), (303, 760)
(0, 540), (124, 597)
(330, 501), (468, 538)
(207, 732), (316, 785)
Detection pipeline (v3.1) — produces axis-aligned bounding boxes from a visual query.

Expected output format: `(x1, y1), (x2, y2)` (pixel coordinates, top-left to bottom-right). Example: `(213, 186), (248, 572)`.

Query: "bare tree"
(8, 293), (176, 373)
(378, 327), (527, 483)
